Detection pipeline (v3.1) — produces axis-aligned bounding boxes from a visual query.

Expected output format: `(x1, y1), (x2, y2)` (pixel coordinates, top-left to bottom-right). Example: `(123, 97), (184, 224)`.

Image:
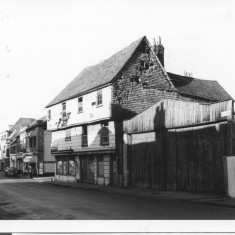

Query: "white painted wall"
(47, 86), (112, 130)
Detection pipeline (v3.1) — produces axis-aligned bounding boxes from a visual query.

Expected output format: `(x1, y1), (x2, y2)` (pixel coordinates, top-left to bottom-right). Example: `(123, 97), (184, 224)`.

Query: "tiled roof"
(168, 72), (233, 101)
(46, 36), (146, 107)
(9, 118), (36, 140)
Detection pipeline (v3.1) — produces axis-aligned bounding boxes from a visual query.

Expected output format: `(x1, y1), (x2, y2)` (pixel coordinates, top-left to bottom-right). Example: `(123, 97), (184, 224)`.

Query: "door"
(81, 156), (94, 183)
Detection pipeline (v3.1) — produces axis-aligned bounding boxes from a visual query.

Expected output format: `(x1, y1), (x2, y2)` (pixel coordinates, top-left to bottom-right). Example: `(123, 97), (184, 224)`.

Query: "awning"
(9, 138), (17, 147)
(23, 156), (37, 163)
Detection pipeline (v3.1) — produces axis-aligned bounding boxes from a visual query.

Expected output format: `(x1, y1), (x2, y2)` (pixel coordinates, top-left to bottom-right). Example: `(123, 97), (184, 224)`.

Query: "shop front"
(80, 153), (114, 186)
(55, 155), (78, 182)
(22, 153), (37, 176)
(54, 153), (115, 186)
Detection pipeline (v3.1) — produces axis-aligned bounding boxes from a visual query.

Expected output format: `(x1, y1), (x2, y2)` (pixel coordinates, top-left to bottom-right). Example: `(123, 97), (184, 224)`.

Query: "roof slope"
(9, 118), (36, 140)
(168, 72), (233, 101)
(46, 36), (145, 107)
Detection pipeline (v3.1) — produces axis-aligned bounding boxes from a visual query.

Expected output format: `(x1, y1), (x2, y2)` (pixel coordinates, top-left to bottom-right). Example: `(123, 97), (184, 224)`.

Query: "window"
(97, 90), (102, 106)
(62, 102), (66, 118)
(69, 160), (76, 176)
(98, 157), (104, 177)
(57, 158), (63, 175)
(101, 122), (109, 145)
(65, 129), (71, 142)
(30, 136), (36, 148)
(56, 156), (75, 176)
(82, 125), (88, 147)
(78, 97), (83, 113)
(48, 110), (51, 120)
(63, 159), (68, 175)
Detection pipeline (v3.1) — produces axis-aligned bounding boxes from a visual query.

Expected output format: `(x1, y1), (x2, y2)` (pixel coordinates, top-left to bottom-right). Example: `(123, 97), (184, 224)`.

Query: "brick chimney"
(153, 36), (164, 67)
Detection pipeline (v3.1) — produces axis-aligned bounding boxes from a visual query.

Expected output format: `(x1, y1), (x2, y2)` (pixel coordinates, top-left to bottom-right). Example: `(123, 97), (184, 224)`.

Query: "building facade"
(46, 36), (233, 186)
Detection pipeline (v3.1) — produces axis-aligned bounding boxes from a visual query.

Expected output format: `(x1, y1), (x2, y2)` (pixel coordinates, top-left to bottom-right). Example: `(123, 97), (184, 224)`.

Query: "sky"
(0, 0), (235, 133)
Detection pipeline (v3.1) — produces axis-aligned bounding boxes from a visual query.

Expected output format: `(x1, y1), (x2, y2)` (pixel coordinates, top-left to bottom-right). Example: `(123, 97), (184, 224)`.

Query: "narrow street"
(1, 173), (235, 220)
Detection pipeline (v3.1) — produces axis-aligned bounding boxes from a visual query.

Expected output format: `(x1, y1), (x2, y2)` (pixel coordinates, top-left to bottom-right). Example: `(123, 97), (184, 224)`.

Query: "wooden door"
(82, 156), (94, 182)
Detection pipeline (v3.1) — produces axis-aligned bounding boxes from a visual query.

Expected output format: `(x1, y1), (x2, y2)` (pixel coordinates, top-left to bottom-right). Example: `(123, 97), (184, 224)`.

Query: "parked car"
(4, 167), (17, 177)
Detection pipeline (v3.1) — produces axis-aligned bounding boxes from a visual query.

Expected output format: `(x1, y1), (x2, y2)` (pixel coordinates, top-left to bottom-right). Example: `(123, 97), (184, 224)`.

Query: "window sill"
(101, 143), (110, 146)
(96, 104), (103, 108)
(77, 111), (83, 114)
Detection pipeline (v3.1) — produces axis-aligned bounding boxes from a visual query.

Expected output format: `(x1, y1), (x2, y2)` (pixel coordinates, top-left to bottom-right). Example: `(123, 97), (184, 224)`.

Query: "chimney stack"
(153, 36), (164, 67)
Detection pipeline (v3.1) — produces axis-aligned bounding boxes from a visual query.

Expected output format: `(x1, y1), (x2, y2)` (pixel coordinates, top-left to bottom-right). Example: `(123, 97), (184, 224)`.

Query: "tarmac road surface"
(1, 178), (235, 219)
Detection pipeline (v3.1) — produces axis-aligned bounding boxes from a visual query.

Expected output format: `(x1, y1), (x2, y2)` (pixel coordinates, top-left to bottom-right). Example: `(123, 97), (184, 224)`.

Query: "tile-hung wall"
(47, 86), (112, 130)
(51, 121), (115, 152)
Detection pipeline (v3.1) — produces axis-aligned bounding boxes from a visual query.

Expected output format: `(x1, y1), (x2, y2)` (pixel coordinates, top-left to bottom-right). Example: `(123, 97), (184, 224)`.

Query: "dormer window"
(97, 89), (102, 106)
(62, 102), (66, 118)
(78, 97), (83, 113)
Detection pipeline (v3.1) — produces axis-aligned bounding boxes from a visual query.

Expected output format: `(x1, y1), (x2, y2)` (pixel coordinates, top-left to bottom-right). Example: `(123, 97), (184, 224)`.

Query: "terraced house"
(46, 36), (233, 187)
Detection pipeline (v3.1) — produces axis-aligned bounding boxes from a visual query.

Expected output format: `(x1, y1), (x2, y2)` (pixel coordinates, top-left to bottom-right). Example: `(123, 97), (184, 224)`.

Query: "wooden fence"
(123, 99), (234, 193)
(124, 99), (233, 133)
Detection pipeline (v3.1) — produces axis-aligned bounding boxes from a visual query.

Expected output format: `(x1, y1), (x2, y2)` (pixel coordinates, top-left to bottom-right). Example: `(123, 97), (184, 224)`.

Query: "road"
(1, 175), (235, 219)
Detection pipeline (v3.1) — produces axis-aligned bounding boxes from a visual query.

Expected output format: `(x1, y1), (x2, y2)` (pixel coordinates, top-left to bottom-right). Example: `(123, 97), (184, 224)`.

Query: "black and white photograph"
(1, 0), (235, 230)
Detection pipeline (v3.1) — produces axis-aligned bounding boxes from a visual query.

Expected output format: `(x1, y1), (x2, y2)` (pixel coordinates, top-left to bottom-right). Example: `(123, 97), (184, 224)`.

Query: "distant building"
(7, 118), (36, 168)
(0, 126), (12, 170)
(22, 116), (54, 176)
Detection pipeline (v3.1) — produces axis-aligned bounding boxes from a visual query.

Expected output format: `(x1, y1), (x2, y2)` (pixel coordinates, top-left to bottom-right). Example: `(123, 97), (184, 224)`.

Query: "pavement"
(36, 176), (235, 209)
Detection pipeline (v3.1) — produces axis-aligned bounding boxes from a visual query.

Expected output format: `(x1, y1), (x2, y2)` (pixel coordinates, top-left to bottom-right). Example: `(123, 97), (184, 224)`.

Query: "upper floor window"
(29, 136), (36, 148)
(82, 125), (88, 147)
(97, 90), (102, 106)
(65, 128), (71, 142)
(100, 121), (109, 145)
(48, 110), (51, 120)
(62, 102), (66, 118)
(78, 97), (83, 113)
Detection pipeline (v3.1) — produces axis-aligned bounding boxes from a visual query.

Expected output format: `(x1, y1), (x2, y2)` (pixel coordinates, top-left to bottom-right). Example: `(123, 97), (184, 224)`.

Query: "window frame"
(78, 97), (83, 113)
(62, 102), (66, 118)
(65, 128), (71, 142)
(97, 89), (103, 107)
(100, 121), (109, 146)
(82, 125), (88, 147)
(48, 110), (51, 120)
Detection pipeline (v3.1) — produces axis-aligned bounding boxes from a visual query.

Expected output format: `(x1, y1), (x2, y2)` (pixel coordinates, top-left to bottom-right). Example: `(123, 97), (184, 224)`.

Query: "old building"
(0, 126), (12, 170)
(46, 36), (232, 186)
(6, 118), (35, 169)
(23, 117), (54, 176)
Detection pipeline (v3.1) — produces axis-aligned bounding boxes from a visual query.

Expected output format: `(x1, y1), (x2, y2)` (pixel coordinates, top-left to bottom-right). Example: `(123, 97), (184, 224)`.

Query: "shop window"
(98, 157), (104, 177)
(57, 159), (63, 175)
(69, 160), (76, 176)
(82, 125), (88, 147)
(97, 89), (102, 106)
(101, 122), (109, 145)
(78, 97), (83, 113)
(63, 159), (68, 175)
(65, 129), (71, 142)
